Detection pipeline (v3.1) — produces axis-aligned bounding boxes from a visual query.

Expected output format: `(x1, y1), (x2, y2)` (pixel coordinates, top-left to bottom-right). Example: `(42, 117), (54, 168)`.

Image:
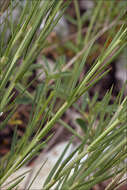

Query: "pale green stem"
(0, 101), (68, 185)
(87, 118), (120, 151)
(84, 0), (103, 45)
(0, 26), (32, 90)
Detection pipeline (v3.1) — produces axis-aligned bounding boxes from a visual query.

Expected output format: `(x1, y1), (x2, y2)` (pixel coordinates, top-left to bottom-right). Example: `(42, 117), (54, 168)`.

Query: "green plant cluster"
(0, 0), (127, 189)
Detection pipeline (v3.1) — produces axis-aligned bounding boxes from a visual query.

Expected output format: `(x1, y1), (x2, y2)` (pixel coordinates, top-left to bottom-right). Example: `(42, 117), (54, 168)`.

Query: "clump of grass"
(0, 0), (127, 189)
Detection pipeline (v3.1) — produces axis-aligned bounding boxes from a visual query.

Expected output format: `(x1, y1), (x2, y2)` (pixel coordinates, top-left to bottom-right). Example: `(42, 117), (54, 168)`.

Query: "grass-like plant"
(0, 0), (127, 189)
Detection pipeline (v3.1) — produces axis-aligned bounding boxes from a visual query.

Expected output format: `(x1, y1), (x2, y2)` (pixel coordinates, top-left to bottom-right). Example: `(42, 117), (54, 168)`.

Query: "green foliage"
(0, 0), (127, 189)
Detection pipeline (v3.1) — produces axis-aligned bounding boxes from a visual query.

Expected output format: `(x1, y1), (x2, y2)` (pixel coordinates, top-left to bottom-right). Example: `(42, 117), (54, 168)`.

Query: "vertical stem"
(84, 0), (103, 45)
